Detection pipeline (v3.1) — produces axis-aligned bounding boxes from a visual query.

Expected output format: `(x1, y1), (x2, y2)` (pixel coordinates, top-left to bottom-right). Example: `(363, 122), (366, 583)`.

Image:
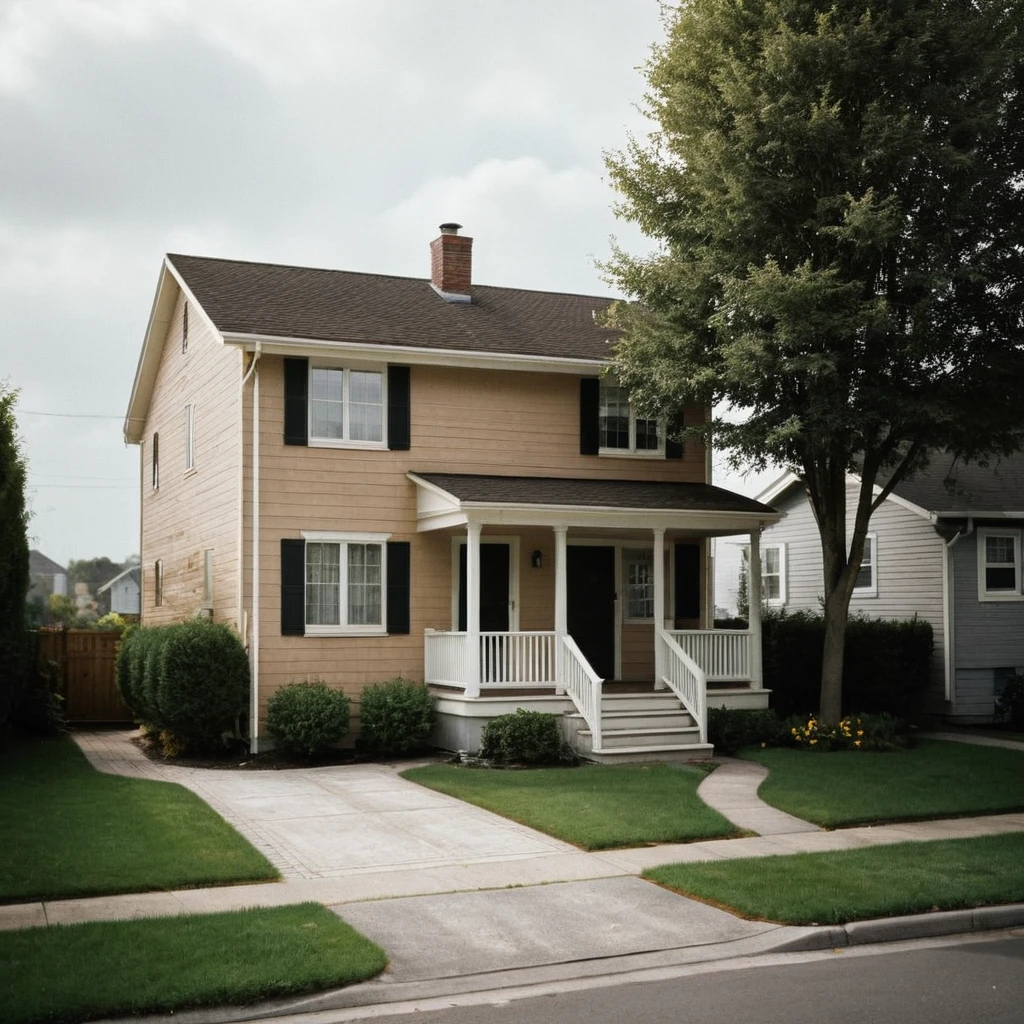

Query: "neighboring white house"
(746, 456), (1024, 723)
(97, 566), (141, 615)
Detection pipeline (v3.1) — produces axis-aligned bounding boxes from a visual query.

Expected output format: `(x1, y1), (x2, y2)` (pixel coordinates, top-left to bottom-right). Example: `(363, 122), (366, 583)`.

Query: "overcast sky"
(1, 0), (770, 569)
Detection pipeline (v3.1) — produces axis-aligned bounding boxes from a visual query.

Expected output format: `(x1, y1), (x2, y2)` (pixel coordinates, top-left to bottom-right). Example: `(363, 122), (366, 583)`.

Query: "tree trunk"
(819, 582), (852, 725)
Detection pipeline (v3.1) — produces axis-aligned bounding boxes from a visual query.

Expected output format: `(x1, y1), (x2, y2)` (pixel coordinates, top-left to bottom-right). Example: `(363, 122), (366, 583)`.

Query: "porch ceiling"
(408, 472), (781, 535)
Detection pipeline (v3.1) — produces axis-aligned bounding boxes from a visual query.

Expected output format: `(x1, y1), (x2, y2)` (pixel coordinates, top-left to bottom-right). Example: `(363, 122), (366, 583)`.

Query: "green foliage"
(707, 707), (787, 755)
(267, 680), (351, 758)
(996, 674), (1024, 730)
(357, 678), (435, 754)
(604, 1), (1024, 722)
(0, 382), (31, 730)
(762, 609), (932, 718)
(46, 593), (77, 628)
(480, 708), (576, 765)
(15, 657), (66, 736)
(786, 712), (907, 752)
(93, 612), (127, 631)
(66, 556), (121, 614)
(155, 619), (249, 753)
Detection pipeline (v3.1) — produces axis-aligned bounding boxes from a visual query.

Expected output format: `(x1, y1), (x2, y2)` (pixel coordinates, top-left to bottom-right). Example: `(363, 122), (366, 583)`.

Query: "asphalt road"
(337, 934), (1024, 1024)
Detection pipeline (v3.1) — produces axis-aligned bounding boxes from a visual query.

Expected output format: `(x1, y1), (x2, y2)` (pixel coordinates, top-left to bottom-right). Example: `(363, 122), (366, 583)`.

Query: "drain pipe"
(942, 517), (973, 703)
(240, 344), (262, 751)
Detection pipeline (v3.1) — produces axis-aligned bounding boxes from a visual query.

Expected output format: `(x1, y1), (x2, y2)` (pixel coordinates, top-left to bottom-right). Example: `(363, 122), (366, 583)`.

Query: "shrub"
(996, 674), (1024, 730)
(707, 707), (786, 755)
(762, 609), (933, 718)
(357, 678), (435, 754)
(131, 626), (174, 725)
(155, 619), (249, 753)
(267, 680), (351, 758)
(114, 626), (140, 713)
(480, 708), (575, 765)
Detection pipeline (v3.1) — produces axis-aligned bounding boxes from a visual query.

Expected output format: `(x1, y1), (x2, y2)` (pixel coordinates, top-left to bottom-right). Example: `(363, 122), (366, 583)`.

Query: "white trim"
(450, 535), (520, 632)
(761, 542), (787, 605)
(301, 530), (391, 544)
(977, 528), (1024, 602)
(852, 533), (878, 598)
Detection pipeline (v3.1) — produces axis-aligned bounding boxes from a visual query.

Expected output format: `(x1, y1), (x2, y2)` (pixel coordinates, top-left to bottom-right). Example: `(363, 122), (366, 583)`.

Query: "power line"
(30, 474), (136, 482)
(27, 484), (137, 490)
(20, 410), (125, 420)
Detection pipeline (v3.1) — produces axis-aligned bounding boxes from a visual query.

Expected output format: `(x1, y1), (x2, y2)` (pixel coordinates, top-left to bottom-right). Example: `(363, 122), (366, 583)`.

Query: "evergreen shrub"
(267, 679), (351, 757)
(480, 708), (575, 764)
(357, 678), (435, 754)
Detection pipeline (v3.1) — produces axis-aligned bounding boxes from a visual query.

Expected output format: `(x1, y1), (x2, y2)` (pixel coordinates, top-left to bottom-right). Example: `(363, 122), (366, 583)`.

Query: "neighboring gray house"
(28, 550), (67, 606)
(97, 566), (142, 615)
(755, 456), (1024, 723)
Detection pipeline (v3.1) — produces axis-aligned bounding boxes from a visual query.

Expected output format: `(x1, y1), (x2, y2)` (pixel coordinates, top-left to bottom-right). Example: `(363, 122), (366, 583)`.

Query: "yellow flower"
(809, 739), (818, 745)
(854, 740), (861, 747)
(857, 730), (864, 736)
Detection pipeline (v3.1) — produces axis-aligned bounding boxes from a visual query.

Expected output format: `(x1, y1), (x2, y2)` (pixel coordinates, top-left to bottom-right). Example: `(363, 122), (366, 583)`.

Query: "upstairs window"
(979, 530), (1021, 600)
(309, 366), (385, 447)
(853, 534), (877, 597)
(154, 560), (164, 607)
(599, 382), (661, 456)
(151, 433), (159, 490)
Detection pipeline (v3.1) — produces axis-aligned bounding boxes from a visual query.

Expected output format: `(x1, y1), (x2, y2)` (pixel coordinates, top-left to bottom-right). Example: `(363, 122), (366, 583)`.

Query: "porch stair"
(566, 689), (714, 764)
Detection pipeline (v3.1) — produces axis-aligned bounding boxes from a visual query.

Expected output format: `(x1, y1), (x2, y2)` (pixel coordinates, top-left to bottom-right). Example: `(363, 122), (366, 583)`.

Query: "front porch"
(410, 472), (781, 761)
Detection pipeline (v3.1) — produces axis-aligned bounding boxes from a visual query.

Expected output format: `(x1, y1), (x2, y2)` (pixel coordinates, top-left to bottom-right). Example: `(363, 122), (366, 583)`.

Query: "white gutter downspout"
(239, 345), (262, 752)
(942, 517), (974, 704)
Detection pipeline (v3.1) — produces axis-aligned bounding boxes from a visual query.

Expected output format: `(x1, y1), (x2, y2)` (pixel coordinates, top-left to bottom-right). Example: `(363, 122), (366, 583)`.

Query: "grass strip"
(744, 739), (1024, 828)
(644, 832), (1024, 925)
(0, 735), (278, 902)
(402, 762), (741, 849)
(0, 903), (387, 1024)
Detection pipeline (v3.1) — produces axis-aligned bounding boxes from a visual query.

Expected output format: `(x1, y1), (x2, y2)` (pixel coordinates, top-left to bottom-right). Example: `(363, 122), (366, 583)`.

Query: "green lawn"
(0, 903), (387, 1024)
(402, 763), (743, 849)
(744, 739), (1024, 828)
(645, 832), (1024, 925)
(0, 735), (279, 902)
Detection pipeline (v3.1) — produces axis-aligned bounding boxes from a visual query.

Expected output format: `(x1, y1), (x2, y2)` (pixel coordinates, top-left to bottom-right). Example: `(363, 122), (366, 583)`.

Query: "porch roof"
(408, 472), (780, 534)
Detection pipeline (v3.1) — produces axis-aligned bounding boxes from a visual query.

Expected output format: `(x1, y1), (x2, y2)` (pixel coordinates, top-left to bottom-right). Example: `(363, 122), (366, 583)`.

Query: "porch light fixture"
(531, 550), (543, 569)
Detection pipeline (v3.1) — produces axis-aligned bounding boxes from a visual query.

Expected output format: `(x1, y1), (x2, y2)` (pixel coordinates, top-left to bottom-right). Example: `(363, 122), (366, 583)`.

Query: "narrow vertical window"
(203, 549), (213, 606)
(151, 433), (159, 490)
(184, 404), (195, 471)
(154, 560), (164, 607)
(182, 303), (189, 354)
(853, 534), (877, 595)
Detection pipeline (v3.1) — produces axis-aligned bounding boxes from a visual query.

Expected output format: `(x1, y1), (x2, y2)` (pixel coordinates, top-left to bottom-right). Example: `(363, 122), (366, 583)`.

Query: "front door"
(567, 545), (616, 680)
(458, 543), (511, 632)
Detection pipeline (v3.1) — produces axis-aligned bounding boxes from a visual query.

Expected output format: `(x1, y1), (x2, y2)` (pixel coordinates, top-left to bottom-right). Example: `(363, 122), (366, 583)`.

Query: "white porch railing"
(668, 629), (752, 682)
(558, 635), (603, 750)
(657, 629), (707, 744)
(480, 631), (557, 687)
(424, 630), (471, 687)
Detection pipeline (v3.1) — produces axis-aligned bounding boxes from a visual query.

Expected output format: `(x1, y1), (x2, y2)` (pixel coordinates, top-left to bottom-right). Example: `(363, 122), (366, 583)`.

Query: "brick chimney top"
(430, 222), (473, 303)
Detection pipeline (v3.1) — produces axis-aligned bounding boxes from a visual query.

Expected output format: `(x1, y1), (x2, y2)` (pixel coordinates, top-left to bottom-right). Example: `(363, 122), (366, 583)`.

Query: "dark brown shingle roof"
(168, 254), (620, 361)
(889, 453), (1024, 514)
(416, 473), (776, 514)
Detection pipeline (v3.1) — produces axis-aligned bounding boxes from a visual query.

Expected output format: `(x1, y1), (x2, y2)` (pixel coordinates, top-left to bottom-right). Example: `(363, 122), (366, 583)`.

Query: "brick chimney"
(429, 222), (473, 302)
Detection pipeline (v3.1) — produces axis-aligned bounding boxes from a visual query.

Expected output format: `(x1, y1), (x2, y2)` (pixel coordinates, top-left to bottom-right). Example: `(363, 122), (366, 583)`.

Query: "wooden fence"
(36, 629), (133, 724)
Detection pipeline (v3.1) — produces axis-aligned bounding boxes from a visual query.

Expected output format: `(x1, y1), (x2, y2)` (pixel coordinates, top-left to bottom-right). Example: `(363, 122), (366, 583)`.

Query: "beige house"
(124, 224), (779, 760)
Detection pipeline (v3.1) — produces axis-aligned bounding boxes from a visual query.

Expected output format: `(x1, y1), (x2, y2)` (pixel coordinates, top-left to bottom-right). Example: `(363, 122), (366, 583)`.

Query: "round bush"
(137, 626), (176, 725)
(358, 678), (435, 754)
(113, 626), (140, 714)
(267, 680), (351, 758)
(480, 708), (567, 764)
(155, 619), (249, 753)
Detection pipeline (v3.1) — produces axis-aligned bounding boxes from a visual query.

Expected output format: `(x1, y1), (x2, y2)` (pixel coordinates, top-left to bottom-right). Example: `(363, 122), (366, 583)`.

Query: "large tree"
(0, 382), (31, 728)
(605, 0), (1024, 723)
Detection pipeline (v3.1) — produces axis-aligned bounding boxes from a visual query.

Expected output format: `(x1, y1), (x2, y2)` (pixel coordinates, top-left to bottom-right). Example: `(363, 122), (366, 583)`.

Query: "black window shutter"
(280, 539), (306, 635)
(386, 541), (411, 634)
(283, 358), (308, 446)
(387, 365), (411, 450)
(675, 543), (701, 620)
(580, 378), (600, 455)
(665, 408), (685, 460)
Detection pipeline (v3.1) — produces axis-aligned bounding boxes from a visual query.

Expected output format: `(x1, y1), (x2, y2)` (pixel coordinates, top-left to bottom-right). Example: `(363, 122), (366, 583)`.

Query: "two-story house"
(124, 224), (779, 760)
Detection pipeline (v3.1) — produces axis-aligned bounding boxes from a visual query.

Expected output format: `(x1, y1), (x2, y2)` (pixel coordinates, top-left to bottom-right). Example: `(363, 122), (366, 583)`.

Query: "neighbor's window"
(853, 534), (877, 597)
(599, 381), (661, 455)
(303, 533), (386, 633)
(309, 366), (385, 446)
(979, 530), (1021, 599)
(762, 544), (786, 603)
(624, 548), (655, 620)
(151, 433), (159, 490)
(184, 404), (195, 471)
(154, 560), (164, 607)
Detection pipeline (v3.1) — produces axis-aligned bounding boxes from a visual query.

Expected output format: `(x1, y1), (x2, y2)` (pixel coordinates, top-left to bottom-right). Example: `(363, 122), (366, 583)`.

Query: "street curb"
(769, 902), (1024, 952)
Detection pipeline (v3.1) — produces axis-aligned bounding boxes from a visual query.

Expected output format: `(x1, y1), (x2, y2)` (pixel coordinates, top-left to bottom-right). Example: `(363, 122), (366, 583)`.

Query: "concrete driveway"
(73, 730), (573, 880)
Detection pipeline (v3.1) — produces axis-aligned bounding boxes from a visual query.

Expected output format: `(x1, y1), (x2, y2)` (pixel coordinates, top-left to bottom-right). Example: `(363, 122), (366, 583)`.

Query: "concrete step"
(579, 725), (702, 749)
(583, 743), (715, 764)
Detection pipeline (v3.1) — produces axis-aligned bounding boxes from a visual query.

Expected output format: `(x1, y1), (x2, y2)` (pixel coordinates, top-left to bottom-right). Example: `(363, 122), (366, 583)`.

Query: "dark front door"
(458, 543), (510, 632)
(567, 545), (616, 680)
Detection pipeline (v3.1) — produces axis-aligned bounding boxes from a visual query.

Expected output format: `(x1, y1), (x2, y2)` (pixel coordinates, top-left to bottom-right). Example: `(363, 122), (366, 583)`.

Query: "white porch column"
(553, 525), (568, 695)
(748, 528), (764, 689)
(653, 528), (666, 689)
(465, 521), (482, 698)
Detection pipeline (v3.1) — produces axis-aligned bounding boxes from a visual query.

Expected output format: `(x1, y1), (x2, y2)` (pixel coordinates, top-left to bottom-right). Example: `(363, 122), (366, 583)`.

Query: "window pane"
(599, 384), (630, 449)
(763, 547), (780, 575)
(625, 549), (654, 619)
(349, 371), (383, 442)
(854, 538), (873, 590)
(987, 536), (1015, 565)
(635, 416), (659, 450)
(310, 368), (344, 439)
(987, 566), (1017, 591)
(306, 543), (340, 625)
(347, 543), (382, 625)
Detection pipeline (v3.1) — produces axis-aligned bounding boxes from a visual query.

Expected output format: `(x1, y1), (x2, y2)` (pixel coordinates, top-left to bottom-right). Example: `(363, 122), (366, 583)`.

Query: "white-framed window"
(978, 529), (1022, 600)
(151, 433), (159, 490)
(184, 404), (195, 471)
(599, 381), (663, 457)
(623, 547), (655, 621)
(762, 543), (787, 604)
(853, 533), (877, 597)
(301, 531), (388, 635)
(309, 365), (386, 448)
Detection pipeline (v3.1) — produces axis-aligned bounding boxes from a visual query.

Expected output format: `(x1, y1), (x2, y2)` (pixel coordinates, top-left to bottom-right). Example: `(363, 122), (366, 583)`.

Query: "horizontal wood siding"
(141, 291), (241, 631)
(952, 529), (1024, 717)
(763, 484), (946, 701)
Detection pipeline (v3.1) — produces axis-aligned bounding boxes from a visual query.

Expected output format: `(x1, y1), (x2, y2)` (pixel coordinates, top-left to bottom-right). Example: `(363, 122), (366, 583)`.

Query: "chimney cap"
(439, 222), (463, 235)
